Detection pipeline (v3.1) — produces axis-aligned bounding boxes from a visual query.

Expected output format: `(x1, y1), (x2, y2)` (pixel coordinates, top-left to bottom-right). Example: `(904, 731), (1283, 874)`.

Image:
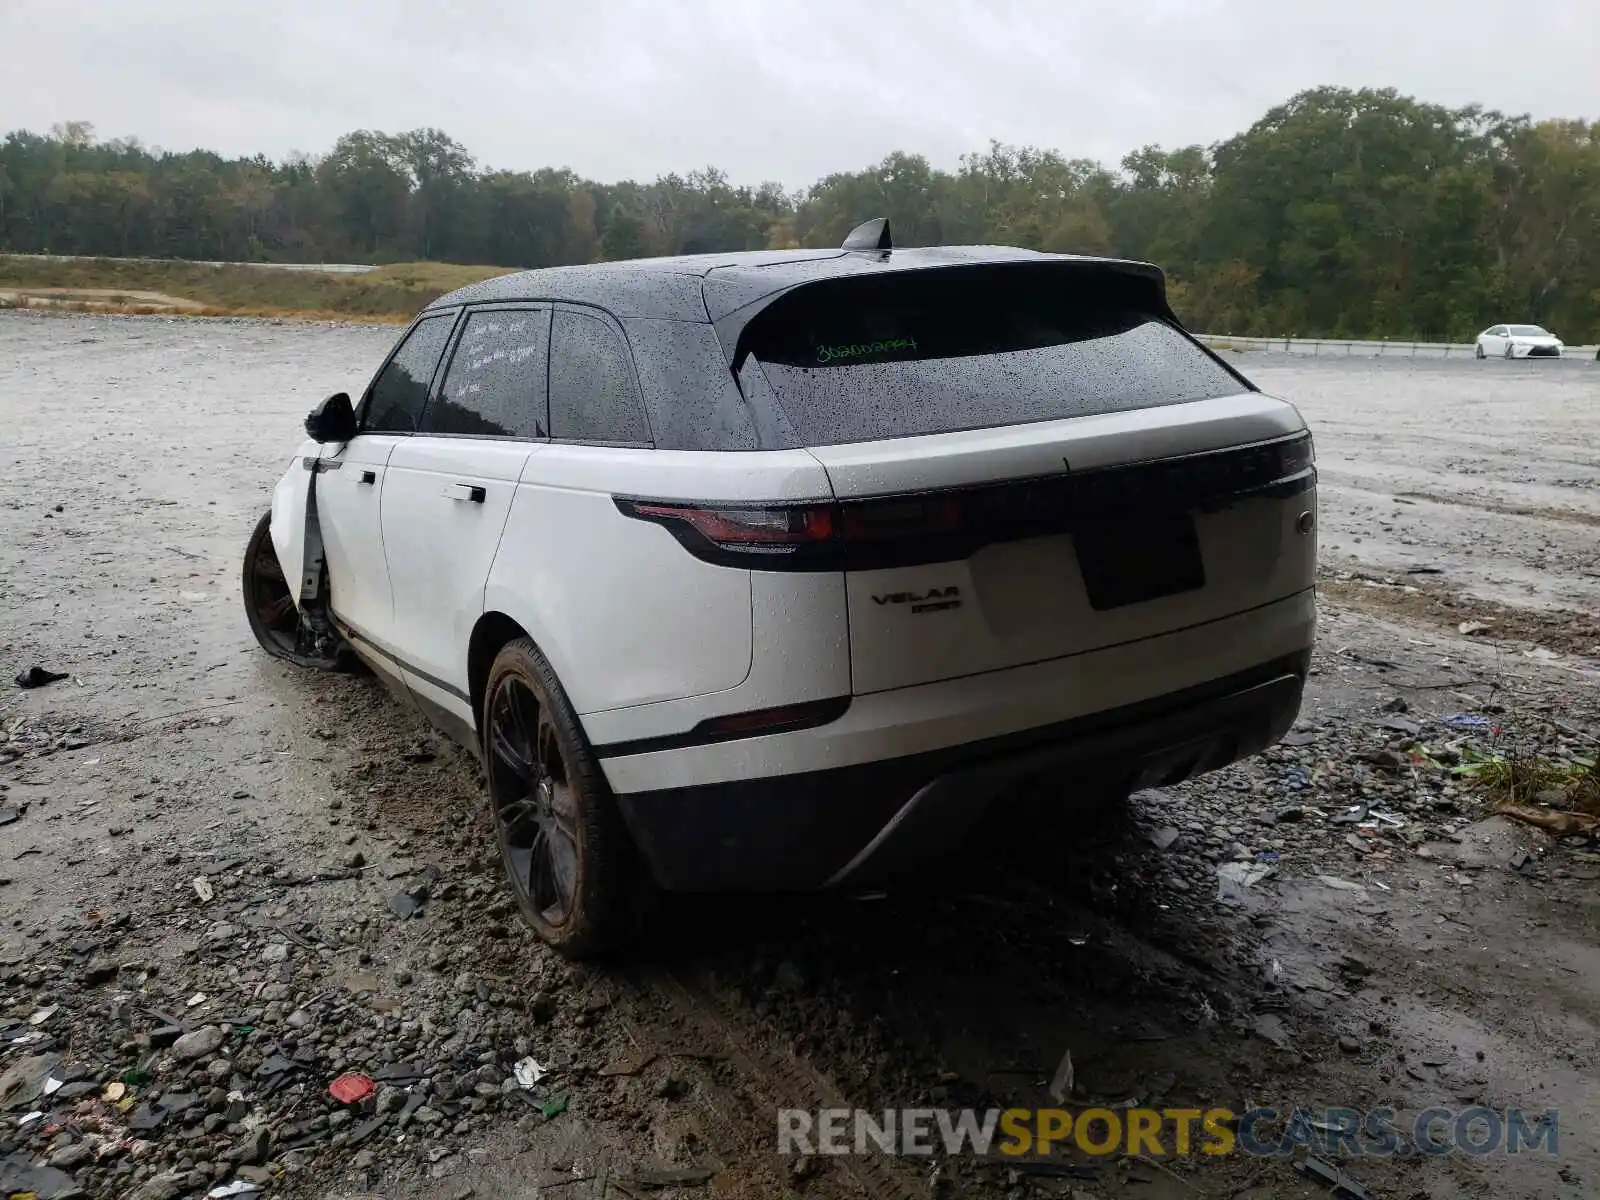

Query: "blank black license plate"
(1074, 513), (1206, 611)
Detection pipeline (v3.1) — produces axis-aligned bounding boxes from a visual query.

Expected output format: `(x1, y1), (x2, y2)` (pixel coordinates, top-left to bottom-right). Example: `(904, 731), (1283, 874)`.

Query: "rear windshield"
(745, 267), (1247, 447)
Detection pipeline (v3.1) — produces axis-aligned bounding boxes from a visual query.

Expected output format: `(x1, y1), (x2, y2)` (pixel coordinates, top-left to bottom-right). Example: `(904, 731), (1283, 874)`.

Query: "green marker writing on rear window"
(817, 337), (918, 364)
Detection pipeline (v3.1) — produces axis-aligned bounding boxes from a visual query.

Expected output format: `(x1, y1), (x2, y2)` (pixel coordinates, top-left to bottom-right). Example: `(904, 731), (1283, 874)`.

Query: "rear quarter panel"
(484, 445), (831, 715)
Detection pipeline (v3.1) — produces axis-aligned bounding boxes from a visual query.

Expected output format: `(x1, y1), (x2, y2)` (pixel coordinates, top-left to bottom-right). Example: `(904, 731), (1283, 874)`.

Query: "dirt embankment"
(0, 256), (512, 321)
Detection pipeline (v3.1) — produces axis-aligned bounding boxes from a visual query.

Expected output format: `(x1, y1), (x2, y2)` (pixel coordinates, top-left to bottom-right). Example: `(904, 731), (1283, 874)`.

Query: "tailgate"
(738, 261), (1316, 696)
(810, 399), (1314, 694)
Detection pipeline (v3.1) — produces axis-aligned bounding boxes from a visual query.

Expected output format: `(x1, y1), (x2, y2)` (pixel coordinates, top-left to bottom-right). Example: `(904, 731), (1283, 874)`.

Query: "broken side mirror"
(305, 392), (357, 443)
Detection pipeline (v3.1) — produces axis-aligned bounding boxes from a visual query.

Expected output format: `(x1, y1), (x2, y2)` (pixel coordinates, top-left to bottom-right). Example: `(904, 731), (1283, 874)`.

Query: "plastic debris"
(1457, 620), (1491, 636)
(539, 1093), (568, 1119)
(193, 876), (215, 902)
(1148, 826), (1180, 851)
(1047, 1049), (1074, 1103)
(1330, 802), (1370, 825)
(41, 1076), (62, 1096)
(103, 1081), (126, 1102)
(328, 1072), (375, 1104)
(1294, 1153), (1371, 1200)
(18, 1110), (44, 1126)
(1441, 714), (1490, 727)
(1317, 875), (1370, 894)
(13, 666), (68, 689)
(207, 1182), (263, 1198)
(513, 1056), (549, 1089)
(1216, 861), (1274, 902)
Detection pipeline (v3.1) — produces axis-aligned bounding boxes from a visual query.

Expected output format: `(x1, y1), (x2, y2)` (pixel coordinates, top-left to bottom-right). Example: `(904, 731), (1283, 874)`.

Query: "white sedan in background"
(1475, 324), (1564, 359)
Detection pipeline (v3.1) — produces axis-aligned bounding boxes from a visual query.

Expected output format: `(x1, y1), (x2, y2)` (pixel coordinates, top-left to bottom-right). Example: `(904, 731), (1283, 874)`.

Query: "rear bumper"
(615, 643), (1311, 893)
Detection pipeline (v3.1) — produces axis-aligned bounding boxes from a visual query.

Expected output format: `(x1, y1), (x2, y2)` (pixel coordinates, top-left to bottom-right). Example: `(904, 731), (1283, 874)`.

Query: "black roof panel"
(426, 245), (1161, 323)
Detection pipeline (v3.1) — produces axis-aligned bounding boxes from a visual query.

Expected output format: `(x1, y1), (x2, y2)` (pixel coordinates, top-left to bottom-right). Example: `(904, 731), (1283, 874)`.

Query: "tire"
(242, 510), (356, 670)
(242, 510), (312, 664)
(1504, 343), (1515, 359)
(1474, 343), (1485, 359)
(482, 637), (633, 957)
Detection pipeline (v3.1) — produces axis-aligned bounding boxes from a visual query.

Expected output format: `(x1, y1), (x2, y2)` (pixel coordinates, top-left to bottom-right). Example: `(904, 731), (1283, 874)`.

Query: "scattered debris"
(1047, 1049), (1074, 1103)
(1148, 826), (1181, 851)
(513, 1057), (550, 1089)
(192, 876), (214, 902)
(1441, 713), (1491, 727)
(539, 1093), (569, 1120)
(628, 1167), (716, 1189)
(1458, 621), (1492, 635)
(328, 1072), (375, 1104)
(14, 666), (69, 689)
(1294, 1153), (1372, 1200)
(1216, 861), (1274, 902)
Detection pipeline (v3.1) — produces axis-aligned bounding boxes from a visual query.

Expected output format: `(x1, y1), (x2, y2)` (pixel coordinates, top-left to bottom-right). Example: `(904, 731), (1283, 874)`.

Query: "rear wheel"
(483, 638), (632, 957)
(1474, 343), (1485, 359)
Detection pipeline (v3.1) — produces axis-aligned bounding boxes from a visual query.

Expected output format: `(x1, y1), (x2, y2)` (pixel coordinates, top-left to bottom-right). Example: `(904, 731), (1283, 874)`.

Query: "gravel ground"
(2, 312), (1599, 1200)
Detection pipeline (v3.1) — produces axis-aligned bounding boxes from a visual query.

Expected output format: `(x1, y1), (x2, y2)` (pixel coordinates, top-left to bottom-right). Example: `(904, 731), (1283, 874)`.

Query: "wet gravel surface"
(2, 312), (1599, 1200)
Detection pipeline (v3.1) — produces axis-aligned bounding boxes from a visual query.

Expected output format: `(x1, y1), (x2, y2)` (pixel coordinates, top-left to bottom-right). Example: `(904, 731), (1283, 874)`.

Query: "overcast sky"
(3, 0), (1596, 187)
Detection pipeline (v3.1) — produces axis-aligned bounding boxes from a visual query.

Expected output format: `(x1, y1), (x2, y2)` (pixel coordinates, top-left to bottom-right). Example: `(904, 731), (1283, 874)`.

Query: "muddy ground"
(2, 312), (1599, 1200)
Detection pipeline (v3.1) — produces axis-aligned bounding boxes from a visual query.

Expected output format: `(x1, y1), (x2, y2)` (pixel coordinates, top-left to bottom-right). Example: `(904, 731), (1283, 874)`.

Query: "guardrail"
(1196, 334), (1600, 360)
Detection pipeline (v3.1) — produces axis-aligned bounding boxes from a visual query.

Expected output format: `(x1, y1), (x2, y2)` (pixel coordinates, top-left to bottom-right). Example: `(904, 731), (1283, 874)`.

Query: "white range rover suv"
(244, 220), (1318, 956)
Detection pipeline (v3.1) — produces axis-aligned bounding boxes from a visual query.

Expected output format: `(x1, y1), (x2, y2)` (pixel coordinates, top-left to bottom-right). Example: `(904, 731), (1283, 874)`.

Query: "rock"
(1339, 1035), (1363, 1054)
(260, 942), (290, 964)
(375, 1085), (406, 1115)
(171, 1025), (228, 1061)
(344, 851), (366, 869)
(0, 1051), (59, 1109)
(232, 1127), (272, 1166)
(50, 1140), (97, 1170)
(131, 1170), (188, 1200)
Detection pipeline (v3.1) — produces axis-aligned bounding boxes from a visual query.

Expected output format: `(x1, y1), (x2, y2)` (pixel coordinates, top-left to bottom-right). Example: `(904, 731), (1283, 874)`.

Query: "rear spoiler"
(707, 256), (1182, 373)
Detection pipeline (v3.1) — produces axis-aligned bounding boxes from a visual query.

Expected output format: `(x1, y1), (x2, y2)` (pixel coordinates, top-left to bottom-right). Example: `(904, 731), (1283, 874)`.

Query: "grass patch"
(0, 256), (515, 320)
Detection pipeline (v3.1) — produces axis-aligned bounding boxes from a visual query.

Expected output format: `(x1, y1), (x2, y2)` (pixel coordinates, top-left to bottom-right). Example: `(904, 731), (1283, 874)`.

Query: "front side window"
(425, 308), (550, 438)
(548, 310), (650, 444)
(363, 314), (455, 433)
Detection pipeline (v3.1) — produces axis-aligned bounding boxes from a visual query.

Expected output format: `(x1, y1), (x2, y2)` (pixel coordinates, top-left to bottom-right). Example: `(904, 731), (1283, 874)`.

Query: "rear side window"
(745, 268), (1247, 447)
(425, 308), (550, 438)
(549, 310), (650, 444)
(363, 314), (454, 433)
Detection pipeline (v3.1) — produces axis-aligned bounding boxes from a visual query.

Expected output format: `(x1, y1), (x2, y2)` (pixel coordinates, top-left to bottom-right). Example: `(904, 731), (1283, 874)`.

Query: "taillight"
(622, 501), (835, 548)
(614, 499), (841, 567)
(614, 433), (1315, 572)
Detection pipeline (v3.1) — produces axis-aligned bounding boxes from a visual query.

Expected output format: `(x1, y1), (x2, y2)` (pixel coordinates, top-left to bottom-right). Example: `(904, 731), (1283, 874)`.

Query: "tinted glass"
(747, 271), (1247, 447)
(364, 315), (454, 433)
(426, 309), (549, 438)
(1508, 325), (1548, 337)
(622, 318), (758, 451)
(549, 310), (650, 443)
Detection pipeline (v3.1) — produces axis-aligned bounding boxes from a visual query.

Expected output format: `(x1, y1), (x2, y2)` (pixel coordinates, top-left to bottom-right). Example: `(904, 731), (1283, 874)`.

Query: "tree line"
(2, 87), (1597, 340)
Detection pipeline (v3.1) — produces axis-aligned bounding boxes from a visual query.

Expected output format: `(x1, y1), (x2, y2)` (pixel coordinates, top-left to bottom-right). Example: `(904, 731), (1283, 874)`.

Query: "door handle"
(443, 483), (487, 503)
(358, 470), (376, 485)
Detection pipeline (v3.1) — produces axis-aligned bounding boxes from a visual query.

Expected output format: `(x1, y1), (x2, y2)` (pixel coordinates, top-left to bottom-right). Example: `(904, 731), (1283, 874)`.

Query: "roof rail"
(841, 217), (892, 253)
